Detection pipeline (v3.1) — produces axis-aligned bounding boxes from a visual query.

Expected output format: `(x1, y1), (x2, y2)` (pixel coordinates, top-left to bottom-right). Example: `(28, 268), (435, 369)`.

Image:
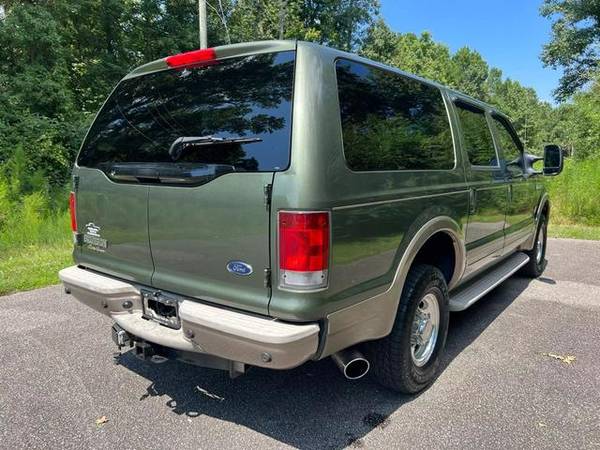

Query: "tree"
(361, 21), (453, 84)
(552, 79), (600, 159)
(0, 3), (84, 185)
(488, 73), (552, 151)
(541, 0), (600, 100)
(226, 0), (379, 50)
(450, 47), (489, 100)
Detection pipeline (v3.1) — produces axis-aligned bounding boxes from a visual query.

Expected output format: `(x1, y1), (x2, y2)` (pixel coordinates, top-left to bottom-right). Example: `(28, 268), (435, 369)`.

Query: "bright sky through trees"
(380, 0), (561, 104)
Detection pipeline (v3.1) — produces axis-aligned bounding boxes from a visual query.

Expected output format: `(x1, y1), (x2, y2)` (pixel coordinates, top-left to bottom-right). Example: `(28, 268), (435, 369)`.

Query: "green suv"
(59, 40), (563, 393)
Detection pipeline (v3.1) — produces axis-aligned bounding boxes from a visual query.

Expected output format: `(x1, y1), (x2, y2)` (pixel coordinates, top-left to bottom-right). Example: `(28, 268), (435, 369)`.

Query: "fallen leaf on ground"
(542, 353), (576, 364)
(95, 416), (109, 428)
(196, 386), (224, 401)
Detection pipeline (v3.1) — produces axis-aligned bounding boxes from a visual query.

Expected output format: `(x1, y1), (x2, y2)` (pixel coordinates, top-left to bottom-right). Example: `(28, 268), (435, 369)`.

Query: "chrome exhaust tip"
(332, 348), (370, 380)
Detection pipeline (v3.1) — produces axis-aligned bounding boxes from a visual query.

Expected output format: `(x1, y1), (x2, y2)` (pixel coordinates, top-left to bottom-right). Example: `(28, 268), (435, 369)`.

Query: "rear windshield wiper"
(169, 135), (262, 161)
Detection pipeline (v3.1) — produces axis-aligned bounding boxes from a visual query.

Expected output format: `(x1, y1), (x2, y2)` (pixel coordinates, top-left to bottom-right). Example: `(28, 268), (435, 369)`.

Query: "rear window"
(335, 59), (455, 172)
(78, 51), (295, 174)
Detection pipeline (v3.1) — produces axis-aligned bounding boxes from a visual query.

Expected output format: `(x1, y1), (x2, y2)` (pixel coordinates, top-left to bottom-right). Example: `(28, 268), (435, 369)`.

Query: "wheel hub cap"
(410, 293), (440, 367)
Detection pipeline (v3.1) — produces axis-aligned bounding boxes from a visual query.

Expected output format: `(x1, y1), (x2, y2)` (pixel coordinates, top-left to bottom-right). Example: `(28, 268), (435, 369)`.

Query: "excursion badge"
(83, 222), (108, 251)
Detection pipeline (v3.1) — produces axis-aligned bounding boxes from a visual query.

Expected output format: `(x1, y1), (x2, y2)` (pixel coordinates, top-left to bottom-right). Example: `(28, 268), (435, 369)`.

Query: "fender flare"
(322, 216), (467, 357)
(524, 192), (550, 251)
(395, 216), (467, 292)
(535, 193), (550, 224)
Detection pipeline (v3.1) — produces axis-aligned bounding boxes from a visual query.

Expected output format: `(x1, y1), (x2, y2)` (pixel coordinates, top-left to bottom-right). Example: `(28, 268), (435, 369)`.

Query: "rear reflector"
(69, 192), (77, 232)
(279, 211), (330, 290)
(166, 48), (217, 67)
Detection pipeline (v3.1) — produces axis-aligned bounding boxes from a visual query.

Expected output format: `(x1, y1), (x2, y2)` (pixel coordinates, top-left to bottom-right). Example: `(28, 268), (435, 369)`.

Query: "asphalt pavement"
(0, 238), (599, 449)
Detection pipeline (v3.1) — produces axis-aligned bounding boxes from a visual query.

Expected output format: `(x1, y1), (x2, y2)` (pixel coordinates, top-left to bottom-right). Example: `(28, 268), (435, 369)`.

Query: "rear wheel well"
(411, 232), (456, 285)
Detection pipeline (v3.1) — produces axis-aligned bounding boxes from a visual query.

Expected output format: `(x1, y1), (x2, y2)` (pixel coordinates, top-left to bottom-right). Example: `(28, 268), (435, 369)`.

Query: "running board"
(449, 252), (530, 312)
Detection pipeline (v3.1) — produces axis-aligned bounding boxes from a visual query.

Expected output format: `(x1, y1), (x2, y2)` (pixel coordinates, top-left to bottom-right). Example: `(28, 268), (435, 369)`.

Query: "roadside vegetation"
(546, 158), (600, 239)
(0, 149), (72, 294)
(0, 0), (599, 294)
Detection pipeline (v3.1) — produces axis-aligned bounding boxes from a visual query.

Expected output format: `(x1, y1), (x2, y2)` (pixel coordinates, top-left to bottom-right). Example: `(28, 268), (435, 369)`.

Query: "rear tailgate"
(75, 47), (295, 314)
(148, 172), (274, 314)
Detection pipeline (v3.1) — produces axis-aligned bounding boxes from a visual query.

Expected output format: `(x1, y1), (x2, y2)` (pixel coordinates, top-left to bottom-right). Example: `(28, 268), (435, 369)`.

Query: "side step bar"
(449, 252), (530, 312)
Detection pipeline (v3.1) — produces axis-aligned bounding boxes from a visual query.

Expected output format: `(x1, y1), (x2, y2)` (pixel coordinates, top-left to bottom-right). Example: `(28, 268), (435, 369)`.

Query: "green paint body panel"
(71, 40), (545, 326)
(74, 167), (154, 285)
(148, 173), (273, 315)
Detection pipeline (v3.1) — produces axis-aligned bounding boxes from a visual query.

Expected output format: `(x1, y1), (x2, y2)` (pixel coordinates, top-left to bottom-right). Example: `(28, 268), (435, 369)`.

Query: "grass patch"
(548, 223), (600, 240)
(0, 172), (73, 295)
(0, 243), (73, 295)
(546, 158), (600, 226)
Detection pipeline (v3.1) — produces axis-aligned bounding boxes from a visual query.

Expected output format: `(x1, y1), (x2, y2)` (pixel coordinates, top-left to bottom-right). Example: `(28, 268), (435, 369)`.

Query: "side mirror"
(543, 144), (563, 176)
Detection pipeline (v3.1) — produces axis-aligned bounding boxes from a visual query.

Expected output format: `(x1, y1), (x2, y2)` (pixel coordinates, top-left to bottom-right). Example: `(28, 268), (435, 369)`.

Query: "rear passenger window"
(335, 60), (454, 171)
(455, 102), (498, 167)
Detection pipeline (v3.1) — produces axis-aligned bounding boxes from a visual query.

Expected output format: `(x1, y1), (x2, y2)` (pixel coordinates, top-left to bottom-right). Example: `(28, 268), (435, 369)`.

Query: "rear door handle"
(108, 166), (159, 182)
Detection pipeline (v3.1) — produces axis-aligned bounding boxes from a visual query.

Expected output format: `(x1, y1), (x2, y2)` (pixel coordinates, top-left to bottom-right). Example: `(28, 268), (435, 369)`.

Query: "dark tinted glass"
(492, 116), (523, 175)
(78, 52), (295, 173)
(455, 103), (497, 167)
(544, 145), (562, 169)
(336, 60), (454, 171)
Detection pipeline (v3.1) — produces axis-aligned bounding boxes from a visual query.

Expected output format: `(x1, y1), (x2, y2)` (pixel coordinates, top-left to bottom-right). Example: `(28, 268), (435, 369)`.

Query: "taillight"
(69, 192), (77, 232)
(279, 211), (330, 290)
(166, 48), (216, 67)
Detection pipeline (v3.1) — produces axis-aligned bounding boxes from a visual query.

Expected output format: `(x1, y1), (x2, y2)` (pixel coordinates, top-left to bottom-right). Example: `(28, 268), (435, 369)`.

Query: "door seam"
(146, 186), (157, 285)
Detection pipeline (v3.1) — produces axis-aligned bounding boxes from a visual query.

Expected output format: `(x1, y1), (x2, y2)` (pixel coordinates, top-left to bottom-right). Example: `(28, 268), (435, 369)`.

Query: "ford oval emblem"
(226, 261), (253, 276)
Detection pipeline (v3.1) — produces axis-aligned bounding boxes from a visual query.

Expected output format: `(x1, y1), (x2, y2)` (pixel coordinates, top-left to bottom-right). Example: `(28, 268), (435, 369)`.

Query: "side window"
(455, 102), (498, 167)
(492, 116), (523, 175)
(335, 59), (455, 171)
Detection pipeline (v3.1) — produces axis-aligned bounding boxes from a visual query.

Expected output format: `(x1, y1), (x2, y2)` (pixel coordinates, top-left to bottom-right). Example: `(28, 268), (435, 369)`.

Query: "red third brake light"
(166, 48), (217, 67)
(279, 211), (330, 290)
(69, 192), (77, 232)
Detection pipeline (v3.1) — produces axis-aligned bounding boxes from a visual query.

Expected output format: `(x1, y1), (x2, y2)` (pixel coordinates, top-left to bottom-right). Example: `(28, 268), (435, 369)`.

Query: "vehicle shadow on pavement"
(116, 276), (537, 449)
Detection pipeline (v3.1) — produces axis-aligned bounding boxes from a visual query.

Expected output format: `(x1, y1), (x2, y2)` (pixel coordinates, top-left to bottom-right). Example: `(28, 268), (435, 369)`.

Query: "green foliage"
(0, 0), (381, 189)
(552, 80), (600, 160)
(546, 158), (600, 226)
(450, 47), (490, 100)
(226, 0), (379, 50)
(0, 149), (72, 294)
(540, 0), (600, 101)
(362, 21), (454, 84)
(0, 151), (71, 252)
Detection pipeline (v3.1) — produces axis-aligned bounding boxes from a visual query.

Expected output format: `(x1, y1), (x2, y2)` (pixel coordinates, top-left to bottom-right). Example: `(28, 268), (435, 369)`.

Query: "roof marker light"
(166, 48), (217, 67)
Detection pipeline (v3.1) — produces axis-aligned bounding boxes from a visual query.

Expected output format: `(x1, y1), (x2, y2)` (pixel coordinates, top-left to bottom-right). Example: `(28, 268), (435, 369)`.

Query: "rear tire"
(521, 215), (547, 278)
(368, 264), (449, 394)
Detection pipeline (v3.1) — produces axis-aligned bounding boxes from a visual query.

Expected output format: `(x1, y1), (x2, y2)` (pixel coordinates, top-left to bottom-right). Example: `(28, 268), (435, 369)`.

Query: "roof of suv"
(124, 39), (509, 121)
